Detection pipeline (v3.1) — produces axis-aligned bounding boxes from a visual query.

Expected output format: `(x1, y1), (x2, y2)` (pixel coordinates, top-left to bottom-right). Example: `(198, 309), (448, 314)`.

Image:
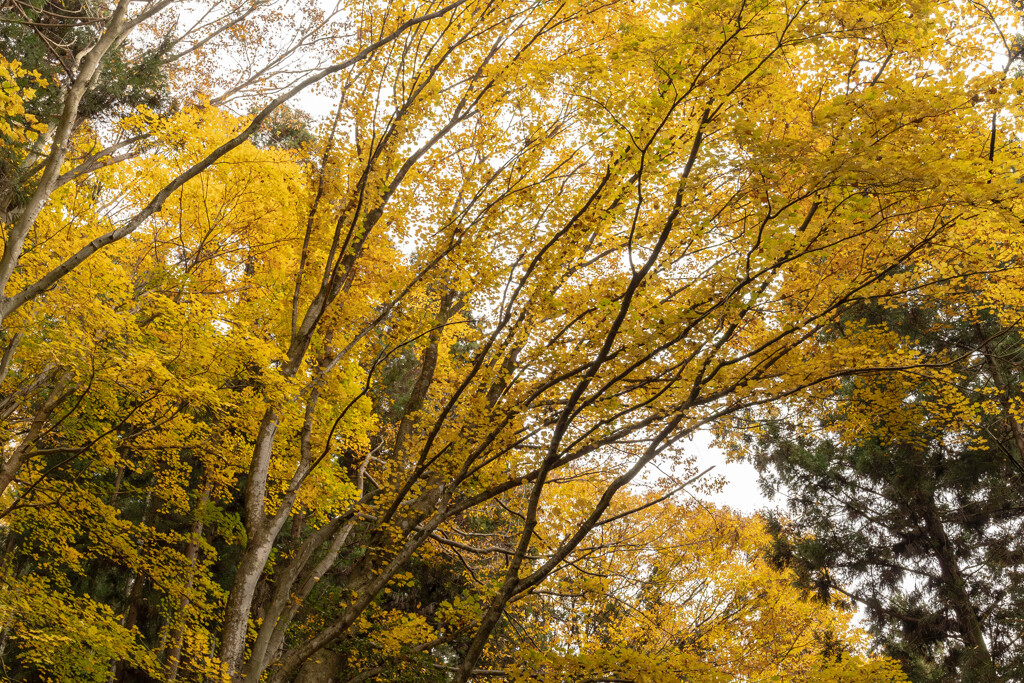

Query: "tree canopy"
(2, 0), (1024, 681)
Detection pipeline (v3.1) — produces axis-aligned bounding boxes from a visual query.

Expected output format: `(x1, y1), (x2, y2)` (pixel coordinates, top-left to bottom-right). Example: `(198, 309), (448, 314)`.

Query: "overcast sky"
(684, 430), (776, 515)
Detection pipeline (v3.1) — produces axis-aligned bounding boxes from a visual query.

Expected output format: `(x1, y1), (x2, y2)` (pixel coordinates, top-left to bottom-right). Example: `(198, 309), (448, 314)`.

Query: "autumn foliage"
(1, 0), (1024, 681)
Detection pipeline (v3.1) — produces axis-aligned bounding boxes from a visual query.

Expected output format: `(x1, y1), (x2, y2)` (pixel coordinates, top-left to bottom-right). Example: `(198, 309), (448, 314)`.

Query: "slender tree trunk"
(218, 408), (283, 675)
(219, 518), (286, 676)
(919, 495), (998, 681)
(244, 519), (357, 681)
(0, 0), (133, 315)
(0, 332), (22, 386)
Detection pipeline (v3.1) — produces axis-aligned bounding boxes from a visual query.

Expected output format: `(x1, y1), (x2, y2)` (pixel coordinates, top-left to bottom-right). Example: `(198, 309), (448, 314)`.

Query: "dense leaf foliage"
(2, 0), (1024, 681)
(745, 303), (1024, 682)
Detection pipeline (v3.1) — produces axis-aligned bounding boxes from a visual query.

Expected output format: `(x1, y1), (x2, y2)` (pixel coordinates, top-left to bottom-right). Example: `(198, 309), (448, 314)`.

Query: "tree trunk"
(292, 649), (342, 683)
(919, 495), (998, 682)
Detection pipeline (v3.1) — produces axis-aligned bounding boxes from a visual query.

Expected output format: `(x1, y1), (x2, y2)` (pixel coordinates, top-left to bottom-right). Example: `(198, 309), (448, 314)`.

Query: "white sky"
(682, 429), (773, 515)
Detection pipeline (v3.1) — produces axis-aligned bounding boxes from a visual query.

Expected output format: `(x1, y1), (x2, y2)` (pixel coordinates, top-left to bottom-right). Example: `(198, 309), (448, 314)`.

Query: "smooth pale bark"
(0, 0), (140, 301)
(263, 518), (448, 683)
(243, 518), (357, 680)
(218, 474), (295, 674)
(0, 0), (472, 325)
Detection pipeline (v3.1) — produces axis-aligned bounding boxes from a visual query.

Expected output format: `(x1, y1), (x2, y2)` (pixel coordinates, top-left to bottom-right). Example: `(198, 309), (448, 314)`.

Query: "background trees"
(745, 300), (1024, 682)
(2, 0), (1024, 681)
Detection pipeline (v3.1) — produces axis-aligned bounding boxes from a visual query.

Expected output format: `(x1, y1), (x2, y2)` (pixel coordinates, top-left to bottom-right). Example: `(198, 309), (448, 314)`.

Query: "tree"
(0, 0), (465, 324)
(494, 494), (911, 683)
(2, 0), (1024, 680)
(739, 296), (1024, 682)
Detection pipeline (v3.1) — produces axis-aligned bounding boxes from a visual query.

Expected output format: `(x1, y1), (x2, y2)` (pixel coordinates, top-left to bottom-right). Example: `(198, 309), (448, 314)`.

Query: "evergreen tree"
(751, 302), (1024, 682)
